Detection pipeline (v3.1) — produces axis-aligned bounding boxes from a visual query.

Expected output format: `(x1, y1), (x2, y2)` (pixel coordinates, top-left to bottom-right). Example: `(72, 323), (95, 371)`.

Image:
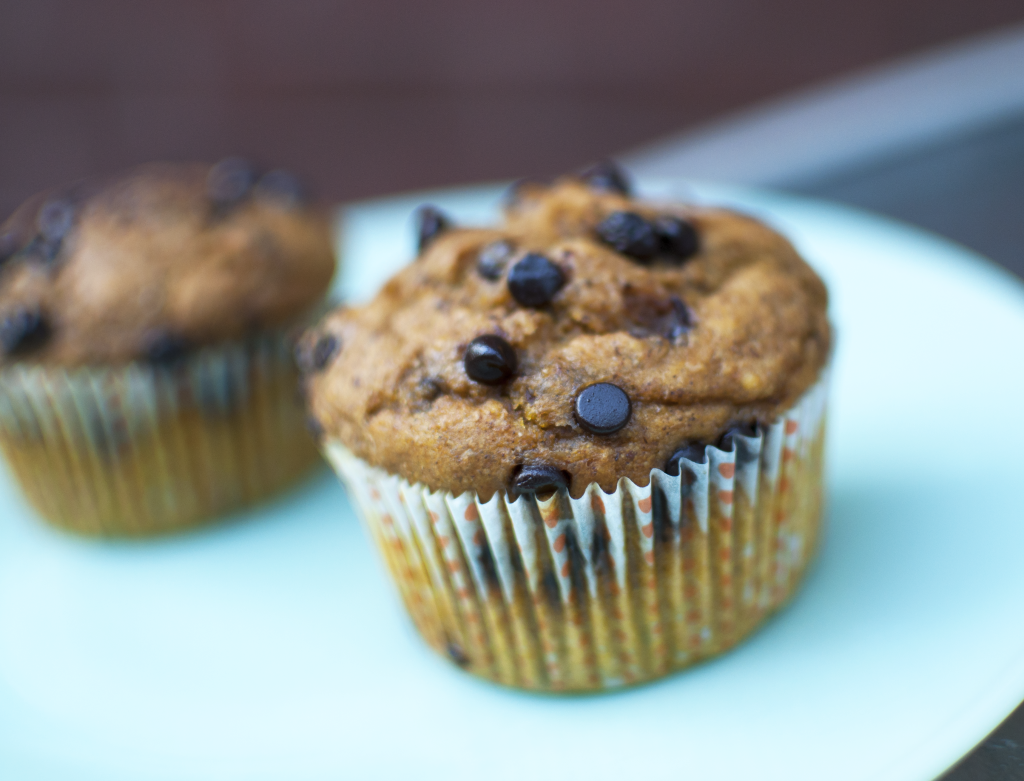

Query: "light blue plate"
(3, 180), (1024, 781)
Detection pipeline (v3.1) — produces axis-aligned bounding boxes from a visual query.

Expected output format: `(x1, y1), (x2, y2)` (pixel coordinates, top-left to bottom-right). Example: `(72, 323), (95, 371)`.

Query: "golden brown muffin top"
(0, 160), (336, 366)
(303, 168), (830, 499)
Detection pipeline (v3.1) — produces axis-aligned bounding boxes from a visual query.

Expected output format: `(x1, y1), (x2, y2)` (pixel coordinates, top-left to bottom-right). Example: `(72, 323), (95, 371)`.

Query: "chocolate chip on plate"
(511, 464), (569, 496)
(0, 308), (50, 357)
(476, 240), (514, 281)
(255, 169), (306, 207)
(574, 382), (631, 435)
(665, 443), (708, 474)
(208, 157), (258, 210)
(141, 330), (191, 366)
(37, 199), (75, 243)
(579, 160), (631, 196)
(507, 253), (565, 307)
(415, 205), (452, 253)
(595, 211), (660, 261)
(654, 216), (700, 261)
(464, 335), (517, 385)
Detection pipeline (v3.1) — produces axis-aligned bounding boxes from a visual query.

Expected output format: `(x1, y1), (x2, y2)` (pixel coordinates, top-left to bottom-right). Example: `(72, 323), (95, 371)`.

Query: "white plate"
(3, 180), (1024, 781)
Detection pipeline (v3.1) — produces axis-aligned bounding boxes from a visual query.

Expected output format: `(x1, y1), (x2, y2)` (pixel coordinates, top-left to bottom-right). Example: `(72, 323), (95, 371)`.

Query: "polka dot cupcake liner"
(325, 370), (829, 692)
(0, 332), (321, 536)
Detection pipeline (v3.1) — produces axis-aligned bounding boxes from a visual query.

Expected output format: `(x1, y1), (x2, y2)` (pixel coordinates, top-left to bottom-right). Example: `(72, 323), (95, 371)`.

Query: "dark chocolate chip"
(595, 211), (660, 261)
(718, 421), (759, 451)
(37, 199), (75, 243)
(579, 160), (631, 196)
(507, 253), (565, 307)
(0, 230), (20, 264)
(305, 415), (325, 441)
(141, 330), (191, 366)
(255, 169), (306, 207)
(311, 334), (339, 371)
(21, 235), (62, 264)
(464, 335), (517, 385)
(415, 205), (452, 253)
(476, 240), (514, 280)
(665, 443), (707, 474)
(0, 308), (50, 356)
(574, 382), (631, 435)
(446, 639), (471, 668)
(654, 216), (700, 261)
(511, 464), (569, 496)
(665, 296), (694, 342)
(207, 157), (258, 210)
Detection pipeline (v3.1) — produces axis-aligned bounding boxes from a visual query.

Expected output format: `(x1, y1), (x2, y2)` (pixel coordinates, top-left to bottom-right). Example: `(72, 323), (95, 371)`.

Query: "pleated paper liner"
(326, 370), (829, 692)
(0, 333), (322, 536)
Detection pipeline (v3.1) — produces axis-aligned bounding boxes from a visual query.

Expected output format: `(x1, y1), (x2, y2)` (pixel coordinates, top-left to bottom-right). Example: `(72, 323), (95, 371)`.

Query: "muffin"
(303, 162), (830, 691)
(0, 160), (336, 535)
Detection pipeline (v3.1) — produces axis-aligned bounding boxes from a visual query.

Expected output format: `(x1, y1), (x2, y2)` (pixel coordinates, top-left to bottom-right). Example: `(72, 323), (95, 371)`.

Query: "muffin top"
(0, 160), (335, 366)
(303, 165), (830, 499)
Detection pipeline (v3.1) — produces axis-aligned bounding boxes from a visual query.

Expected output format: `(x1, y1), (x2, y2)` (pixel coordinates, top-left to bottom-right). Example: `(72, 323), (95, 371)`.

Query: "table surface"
(628, 24), (1024, 780)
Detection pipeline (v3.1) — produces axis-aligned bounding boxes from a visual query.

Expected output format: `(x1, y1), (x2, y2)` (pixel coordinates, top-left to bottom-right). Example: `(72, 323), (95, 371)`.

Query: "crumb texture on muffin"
(0, 161), (335, 366)
(305, 178), (830, 498)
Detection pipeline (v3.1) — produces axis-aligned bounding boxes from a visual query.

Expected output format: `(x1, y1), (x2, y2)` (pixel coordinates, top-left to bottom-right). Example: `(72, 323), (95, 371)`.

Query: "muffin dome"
(0, 160), (335, 366)
(303, 175), (829, 499)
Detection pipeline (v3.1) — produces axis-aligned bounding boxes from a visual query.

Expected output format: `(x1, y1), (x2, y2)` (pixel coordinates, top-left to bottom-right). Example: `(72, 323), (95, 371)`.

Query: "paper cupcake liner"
(0, 333), (321, 536)
(325, 370), (829, 692)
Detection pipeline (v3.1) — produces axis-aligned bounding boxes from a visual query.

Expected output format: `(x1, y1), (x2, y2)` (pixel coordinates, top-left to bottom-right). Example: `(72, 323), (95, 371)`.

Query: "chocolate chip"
(207, 157), (258, 210)
(579, 160), (631, 196)
(0, 230), (20, 264)
(476, 240), (514, 281)
(464, 335), (517, 385)
(141, 330), (190, 366)
(415, 205), (452, 253)
(595, 211), (660, 261)
(37, 199), (75, 243)
(574, 382), (631, 435)
(507, 253), (565, 307)
(445, 640), (471, 668)
(255, 169), (306, 207)
(0, 308), (49, 357)
(665, 443), (708, 474)
(311, 334), (339, 371)
(665, 296), (694, 342)
(511, 464), (569, 496)
(305, 415), (325, 441)
(718, 421), (759, 451)
(655, 216), (699, 261)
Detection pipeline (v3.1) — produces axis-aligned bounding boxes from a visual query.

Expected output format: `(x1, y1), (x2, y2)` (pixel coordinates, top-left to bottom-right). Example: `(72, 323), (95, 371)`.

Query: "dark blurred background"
(2, 0), (1024, 216)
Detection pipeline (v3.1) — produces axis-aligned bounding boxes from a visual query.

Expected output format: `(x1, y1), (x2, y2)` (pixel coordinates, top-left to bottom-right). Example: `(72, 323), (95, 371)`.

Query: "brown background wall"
(1, 0), (1023, 215)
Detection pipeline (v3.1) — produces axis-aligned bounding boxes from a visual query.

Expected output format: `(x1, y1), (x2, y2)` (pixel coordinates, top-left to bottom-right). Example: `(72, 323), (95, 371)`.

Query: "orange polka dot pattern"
(326, 372), (829, 692)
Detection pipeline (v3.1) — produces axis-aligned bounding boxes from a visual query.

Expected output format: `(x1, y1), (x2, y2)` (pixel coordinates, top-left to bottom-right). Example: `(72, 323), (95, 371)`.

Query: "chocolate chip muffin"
(0, 160), (335, 535)
(305, 162), (831, 691)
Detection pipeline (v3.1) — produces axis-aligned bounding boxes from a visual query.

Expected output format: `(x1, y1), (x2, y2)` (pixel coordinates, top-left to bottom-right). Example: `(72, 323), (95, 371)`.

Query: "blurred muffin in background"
(0, 159), (336, 536)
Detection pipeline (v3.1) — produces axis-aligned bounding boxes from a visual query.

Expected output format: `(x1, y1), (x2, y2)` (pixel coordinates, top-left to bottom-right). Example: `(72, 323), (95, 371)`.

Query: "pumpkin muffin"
(303, 162), (830, 691)
(0, 159), (336, 535)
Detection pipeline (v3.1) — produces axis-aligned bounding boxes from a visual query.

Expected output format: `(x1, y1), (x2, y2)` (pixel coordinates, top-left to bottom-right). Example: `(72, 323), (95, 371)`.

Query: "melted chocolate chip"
(0, 230), (20, 264)
(574, 383), (631, 435)
(665, 443), (708, 474)
(625, 291), (694, 343)
(476, 240), (514, 281)
(718, 421), (759, 451)
(141, 330), (191, 366)
(655, 216), (700, 261)
(579, 160), (631, 196)
(37, 199), (75, 243)
(511, 464), (569, 496)
(255, 169), (305, 207)
(415, 205), (452, 253)
(311, 334), (339, 371)
(664, 296), (694, 342)
(464, 335), (517, 385)
(507, 253), (565, 307)
(207, 157), (258, 210)
(0, 308), (50, 356)
(595, 211), (660, 261)
(446, 639), (471, 668)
